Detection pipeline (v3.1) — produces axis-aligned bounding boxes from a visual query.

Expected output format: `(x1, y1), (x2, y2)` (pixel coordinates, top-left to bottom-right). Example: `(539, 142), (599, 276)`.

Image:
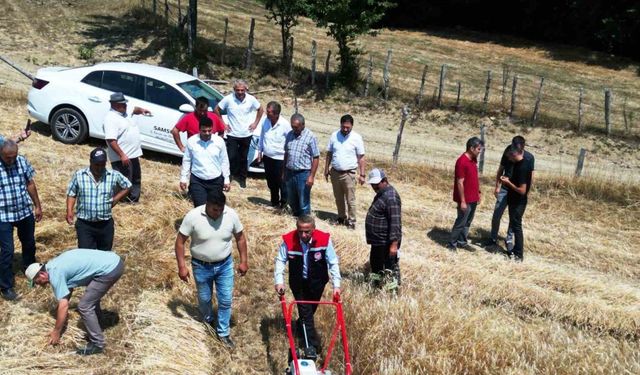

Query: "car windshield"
(177, 80), (224, 109)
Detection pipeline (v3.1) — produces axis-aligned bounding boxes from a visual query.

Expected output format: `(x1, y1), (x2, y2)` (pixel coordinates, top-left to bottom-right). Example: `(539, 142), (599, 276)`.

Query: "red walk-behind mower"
(279, 293), (353, 375)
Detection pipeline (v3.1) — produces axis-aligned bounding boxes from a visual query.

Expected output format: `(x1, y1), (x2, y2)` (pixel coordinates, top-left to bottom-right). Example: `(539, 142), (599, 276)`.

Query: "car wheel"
(50, 107), (89, 144)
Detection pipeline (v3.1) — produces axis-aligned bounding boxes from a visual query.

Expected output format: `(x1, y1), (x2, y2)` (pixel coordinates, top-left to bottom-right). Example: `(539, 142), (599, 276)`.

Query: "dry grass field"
(1, 1), (640, 374)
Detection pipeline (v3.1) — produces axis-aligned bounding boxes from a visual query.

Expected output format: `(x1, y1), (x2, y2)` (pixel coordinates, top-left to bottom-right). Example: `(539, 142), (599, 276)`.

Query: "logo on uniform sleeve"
(314, 252), (322, 261)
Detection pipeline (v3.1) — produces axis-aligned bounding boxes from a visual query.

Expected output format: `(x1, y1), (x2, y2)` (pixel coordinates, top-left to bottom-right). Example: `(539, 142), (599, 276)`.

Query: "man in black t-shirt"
(481, 136), (535, 250)
(499, 144), (533, 261)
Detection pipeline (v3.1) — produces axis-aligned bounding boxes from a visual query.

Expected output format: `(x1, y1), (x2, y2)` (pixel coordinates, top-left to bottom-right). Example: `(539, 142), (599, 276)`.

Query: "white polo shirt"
(326, 130), (365, 171)
(178, 205), (243, 263)
(103, 109), (143, 162)
(180, 134), (230, 184)
(258, 116), (291, 160)
(217, 93), (261, 138)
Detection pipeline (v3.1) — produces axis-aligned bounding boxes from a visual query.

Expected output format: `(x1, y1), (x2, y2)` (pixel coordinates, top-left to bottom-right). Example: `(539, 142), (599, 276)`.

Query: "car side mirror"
(179, 104), (195, 113)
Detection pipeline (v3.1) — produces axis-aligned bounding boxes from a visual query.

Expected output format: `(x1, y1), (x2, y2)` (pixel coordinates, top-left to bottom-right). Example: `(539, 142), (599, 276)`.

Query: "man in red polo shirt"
(171, 96), (225, 152)
(447, 136), (484, 251)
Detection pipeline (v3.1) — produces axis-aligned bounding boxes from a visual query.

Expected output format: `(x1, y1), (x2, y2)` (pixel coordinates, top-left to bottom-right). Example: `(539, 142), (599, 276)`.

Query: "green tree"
(307, 0), (395, 85)
(261, 0), (308, 66)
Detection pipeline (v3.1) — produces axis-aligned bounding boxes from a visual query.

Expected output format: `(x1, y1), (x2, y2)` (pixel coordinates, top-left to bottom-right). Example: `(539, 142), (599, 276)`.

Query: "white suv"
(27, 62), (264, 172)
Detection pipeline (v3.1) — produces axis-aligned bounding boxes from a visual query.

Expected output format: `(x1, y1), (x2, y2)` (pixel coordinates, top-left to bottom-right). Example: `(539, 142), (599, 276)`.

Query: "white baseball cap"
(25, 263), (44, 286)
(367, 168), (386, 184)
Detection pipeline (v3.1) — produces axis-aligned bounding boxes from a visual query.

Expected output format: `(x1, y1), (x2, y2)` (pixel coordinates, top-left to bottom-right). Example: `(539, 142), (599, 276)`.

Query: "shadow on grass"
(247, 196), (272, 207)
(259, 314), (287, 374)
(409, 26), (638, 73)
(426, 226), (450, 247)
(315, 210), (339, 223)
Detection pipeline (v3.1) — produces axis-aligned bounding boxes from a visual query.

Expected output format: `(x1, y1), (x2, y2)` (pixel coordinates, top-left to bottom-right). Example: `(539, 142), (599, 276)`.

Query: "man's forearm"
(456, 180), (466, 203)
(236, 234), (248, 264)
(27, 180), (41, 209)
(107, 140), (127, 160)
(54, 298), (69, 332)
(171, 128), (184, 150)
(357, 155), (366, 176)
(310, 157), (319, 177)
(112, 189), (130, 205)
(324, 152), (332, 174)
(66, 196), (75, 216)
(174, 235), (187, 269)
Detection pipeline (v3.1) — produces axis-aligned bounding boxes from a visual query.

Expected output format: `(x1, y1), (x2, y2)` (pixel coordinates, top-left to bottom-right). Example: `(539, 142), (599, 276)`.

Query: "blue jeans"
(192, 256), (234, 337)
(285, 169), (311, 216)
(491, 187), (514, 248)
(0, 214), (36, 290)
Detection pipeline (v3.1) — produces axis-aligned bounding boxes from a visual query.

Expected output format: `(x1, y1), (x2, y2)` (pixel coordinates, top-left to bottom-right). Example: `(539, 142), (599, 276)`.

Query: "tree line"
(379, 0), (639, 61)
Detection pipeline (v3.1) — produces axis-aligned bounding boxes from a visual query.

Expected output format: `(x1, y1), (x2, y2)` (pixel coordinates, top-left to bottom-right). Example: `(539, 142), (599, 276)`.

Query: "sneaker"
(76, 342), (104, 355)
(336, 217), (346, 225)
(1, 288), (18, 301)
(238, 179), (247, 189)
(346, 220), (356, 230)
(218, 335), (235, 349)
(445, 244), (457, 252)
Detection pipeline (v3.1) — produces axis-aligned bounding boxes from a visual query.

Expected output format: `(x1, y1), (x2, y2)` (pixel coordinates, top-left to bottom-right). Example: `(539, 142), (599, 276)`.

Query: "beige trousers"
(330, 169), (357, 221)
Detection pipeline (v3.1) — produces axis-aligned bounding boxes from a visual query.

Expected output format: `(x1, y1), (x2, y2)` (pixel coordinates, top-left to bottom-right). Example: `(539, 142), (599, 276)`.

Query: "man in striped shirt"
(66, 148), (132, 251)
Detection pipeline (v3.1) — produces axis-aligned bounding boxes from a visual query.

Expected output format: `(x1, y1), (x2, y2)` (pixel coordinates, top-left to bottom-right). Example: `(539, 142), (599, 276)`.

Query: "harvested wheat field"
(1, 0), (640, 374)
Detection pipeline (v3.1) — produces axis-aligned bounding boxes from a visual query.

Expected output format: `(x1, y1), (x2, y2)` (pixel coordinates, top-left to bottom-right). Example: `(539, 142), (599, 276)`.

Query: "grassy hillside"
(1, 1), (639, 374)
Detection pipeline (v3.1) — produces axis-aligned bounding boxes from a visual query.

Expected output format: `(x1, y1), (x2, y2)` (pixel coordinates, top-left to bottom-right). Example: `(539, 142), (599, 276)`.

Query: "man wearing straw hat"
(66, 148), (132, 250)
(25, 248), (124, 355)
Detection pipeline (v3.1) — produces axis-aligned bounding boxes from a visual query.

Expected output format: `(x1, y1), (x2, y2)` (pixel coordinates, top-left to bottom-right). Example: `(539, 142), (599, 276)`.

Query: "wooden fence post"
(501, 64), (511, 108)
(509, 75), (518, 118)
(578, 87), (584, 132)
(531, 76), (545, 126)
(221, 17), (228, 65)
(164, 0), (169, 22)
(575, 148), (587, 177)
(363, 55), (373, 97)
(192, 67), (198, 78)
(392, 105), (410, 166)
(479, 124), (486, 174)
(483, 70), (491, 114)
(416, 65), (428, 106)
(623, 97), (629, 133)
(294, 96), (299, 114)
(437, 64), (447, 107)
(455, 82), (461, 111)
(324, 50), (331, 89)
(188, 0), (197, 56)
(153, 0), (157, 15)
(604, 88), (611, 136)
(244, 18), (255, 71)
(383, 49), (392, 100)
(310, 40), (317, 85)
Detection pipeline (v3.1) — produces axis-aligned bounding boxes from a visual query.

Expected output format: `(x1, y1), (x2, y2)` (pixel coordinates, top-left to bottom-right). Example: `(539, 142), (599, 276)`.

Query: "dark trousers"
(112, 157), (141, 202)
(263, 156), (287, 206)
(369, 244), (401, 285)
(189, 174), (224, 207)
(508, 198), (528, 261)
(291, 281), (326, 350)
(226, 135), (252, 182)
(75, 218), (114, 251)
(0, 214), (36, 290)
(449, 202), (478, 247)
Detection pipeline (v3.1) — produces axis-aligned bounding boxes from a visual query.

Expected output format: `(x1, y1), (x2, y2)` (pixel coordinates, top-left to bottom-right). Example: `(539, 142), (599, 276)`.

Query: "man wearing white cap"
(364, 168), (402, 290)
(103, 92), (150, 203)
(25, 248), (124, 355)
